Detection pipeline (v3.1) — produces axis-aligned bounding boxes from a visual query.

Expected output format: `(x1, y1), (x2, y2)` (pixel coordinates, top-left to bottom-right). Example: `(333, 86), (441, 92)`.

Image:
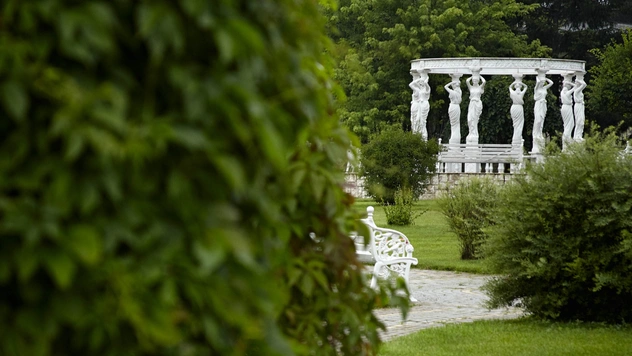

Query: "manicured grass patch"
(353, 200), (490, 274)
(379, 319), (632, 356)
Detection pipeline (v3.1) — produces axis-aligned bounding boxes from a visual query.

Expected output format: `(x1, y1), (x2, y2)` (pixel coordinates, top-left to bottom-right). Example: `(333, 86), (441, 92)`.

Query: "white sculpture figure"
(572, 73), (587, 142)
(559, 77), (577, 150)
(345, 147), (358, 173)
(444, 74), (462, 144)
(532, 72), (554, 153)
(465, 72), (486, 144)
(409, 70), (430, 140)
(509, 75), (528, 147)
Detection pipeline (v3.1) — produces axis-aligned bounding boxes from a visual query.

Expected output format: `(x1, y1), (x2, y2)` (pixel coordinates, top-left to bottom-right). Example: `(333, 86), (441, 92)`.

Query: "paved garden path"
(374, 269), (524, 341)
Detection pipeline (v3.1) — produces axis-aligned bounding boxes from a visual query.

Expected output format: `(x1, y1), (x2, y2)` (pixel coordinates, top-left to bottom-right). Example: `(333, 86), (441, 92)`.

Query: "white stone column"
(532, 68), (553, 155)
(409, 69), (430, 140)
(572, 72), (587, 142)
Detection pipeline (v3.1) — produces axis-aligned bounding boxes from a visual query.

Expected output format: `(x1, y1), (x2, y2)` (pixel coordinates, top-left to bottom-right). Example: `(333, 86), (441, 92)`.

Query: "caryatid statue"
(560, 73), (581, 150)
(532, 70), (554, 153)
(409, 69), (431, 140)
(572, 72), (587, 142)
(465, 69), (486, 145)
(509, 74), (528, 147)
(444, 73), (463, 145)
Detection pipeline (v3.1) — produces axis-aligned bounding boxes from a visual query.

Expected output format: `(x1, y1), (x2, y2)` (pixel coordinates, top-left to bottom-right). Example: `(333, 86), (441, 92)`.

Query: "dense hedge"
(361, 129), (439, 203)
(0, 1), (407, 355)
(485, 132), (632, 322)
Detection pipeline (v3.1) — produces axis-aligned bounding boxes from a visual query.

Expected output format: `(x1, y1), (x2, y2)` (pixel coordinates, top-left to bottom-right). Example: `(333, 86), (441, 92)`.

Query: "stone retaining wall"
(344, 173), (516, 200)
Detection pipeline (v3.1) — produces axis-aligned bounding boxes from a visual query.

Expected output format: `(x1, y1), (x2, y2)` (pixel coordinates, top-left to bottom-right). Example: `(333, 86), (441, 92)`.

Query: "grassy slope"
(353, 199), (490, 274)
(379, 319), (632, 356)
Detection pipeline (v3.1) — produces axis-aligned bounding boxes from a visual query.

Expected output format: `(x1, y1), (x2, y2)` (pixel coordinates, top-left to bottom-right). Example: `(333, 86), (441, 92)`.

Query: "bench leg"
(370, 262), (385, 289)
(371, 262), (417, 302)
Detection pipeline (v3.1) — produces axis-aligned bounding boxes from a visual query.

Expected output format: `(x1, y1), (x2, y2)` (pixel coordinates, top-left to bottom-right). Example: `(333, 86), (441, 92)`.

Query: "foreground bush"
(0, 1), (407, 355)
(485, 132), (632, 322)
(437, 177), (499, 260)
(361, 129), (439, 203)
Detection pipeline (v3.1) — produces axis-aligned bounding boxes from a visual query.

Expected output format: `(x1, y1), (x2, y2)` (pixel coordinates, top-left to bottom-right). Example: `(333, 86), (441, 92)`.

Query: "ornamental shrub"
(0, 1), (408, 355)
(437, 177), (499, 260)
(383, 187), (423, 226)
(484, 131), (632, 322)
(361, 129), (439, 203)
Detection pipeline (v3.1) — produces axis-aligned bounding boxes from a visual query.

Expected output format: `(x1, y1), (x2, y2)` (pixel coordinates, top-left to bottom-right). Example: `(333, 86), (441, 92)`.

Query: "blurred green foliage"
(360, 129), (439, 204)
(0, 0), (408, 354)
(485, 131), (632, 322)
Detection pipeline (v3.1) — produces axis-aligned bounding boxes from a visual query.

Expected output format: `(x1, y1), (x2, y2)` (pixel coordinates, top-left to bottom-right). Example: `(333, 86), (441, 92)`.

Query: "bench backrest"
(359, 206), (415, 262)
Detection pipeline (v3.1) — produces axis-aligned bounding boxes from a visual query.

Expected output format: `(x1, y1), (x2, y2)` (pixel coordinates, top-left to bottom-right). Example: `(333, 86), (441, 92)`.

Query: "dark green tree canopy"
(587, 30), (632, 135)
(512, 0), (629, 62)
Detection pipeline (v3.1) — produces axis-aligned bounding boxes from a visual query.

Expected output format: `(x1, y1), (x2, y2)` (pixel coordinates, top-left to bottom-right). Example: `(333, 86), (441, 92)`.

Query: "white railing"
(437, 141), (526, 174)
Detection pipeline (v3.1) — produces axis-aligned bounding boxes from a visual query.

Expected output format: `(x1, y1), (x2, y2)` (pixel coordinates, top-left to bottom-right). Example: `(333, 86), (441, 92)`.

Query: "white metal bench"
(351, 206), (418, 301)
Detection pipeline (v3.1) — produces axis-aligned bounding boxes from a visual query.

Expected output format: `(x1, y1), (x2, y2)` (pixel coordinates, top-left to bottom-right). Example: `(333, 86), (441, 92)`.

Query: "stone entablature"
(344, 172), (514, 200)
(410, 57), (585, 76)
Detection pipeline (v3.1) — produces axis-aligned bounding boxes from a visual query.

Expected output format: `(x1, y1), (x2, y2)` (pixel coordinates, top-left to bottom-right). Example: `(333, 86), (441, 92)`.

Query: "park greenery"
(328, 0), (552, 145)
(437, 177), (499, 260)
(379, 319), (632, 356)
(2, 0), (632, 354)
(352, 200), (490, 274)
(587, 30), (632, 132)
(328, 0), (632, 146)
(360, 129), (439, 203)
(485, 131), (632, 322)
(0, 1), (409, 355)
(382, 187), (422, 226)
(512, 0), (631, 67)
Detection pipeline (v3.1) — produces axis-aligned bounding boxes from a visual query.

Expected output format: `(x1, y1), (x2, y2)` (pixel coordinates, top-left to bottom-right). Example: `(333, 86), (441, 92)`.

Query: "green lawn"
(379, 319), (632, 356)
(353, 199), (490, 274)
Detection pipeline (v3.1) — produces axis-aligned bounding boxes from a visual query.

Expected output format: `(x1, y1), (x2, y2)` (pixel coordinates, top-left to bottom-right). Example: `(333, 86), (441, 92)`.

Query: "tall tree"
(329, 0), (550, 144)
(587, 30), (632, 136)
(512, 0), (630, 63)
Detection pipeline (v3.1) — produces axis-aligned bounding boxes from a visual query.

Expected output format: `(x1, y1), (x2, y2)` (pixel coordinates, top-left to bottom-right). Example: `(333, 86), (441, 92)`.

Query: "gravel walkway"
(374, 269), (524, 341)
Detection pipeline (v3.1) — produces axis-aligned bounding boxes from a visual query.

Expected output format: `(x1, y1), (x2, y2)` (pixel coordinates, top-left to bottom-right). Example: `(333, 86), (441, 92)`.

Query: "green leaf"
(299, 274), (315, 296)
(214, 28), (235, 64)
(171, 125), (209, 150)
(212, 155), (246, 192)
(44, 251), (76, 289)
(0, 261), (10, 283)
(0, 80), (29, 122)
(67, 225), (102, 265)
(193, 240), (226, 274)
(16, 249), (39, 282)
